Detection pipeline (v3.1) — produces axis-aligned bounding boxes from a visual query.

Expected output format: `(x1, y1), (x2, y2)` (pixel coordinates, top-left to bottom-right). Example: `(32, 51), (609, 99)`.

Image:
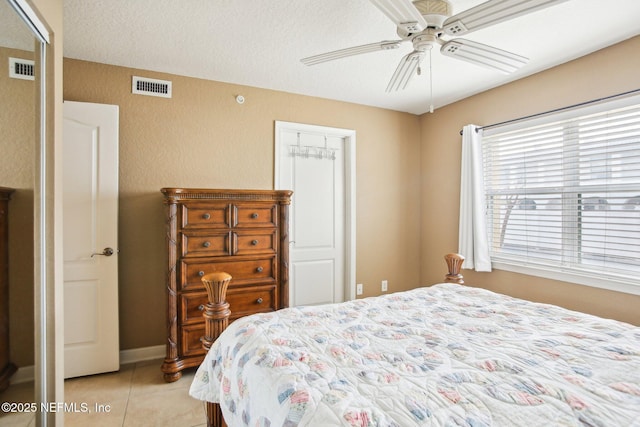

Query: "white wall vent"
(132, 76), (172, 98)
(9, 57), (35, 80)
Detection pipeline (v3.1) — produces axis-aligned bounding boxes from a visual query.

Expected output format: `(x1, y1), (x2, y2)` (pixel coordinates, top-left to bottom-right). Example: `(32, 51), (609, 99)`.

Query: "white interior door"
(63, 101), (119, 379)
(275, 121), (356, 306)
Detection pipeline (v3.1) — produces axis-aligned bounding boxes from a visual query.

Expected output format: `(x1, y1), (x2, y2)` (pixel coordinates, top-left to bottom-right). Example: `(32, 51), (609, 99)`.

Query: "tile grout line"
(120, 362), (136, 427)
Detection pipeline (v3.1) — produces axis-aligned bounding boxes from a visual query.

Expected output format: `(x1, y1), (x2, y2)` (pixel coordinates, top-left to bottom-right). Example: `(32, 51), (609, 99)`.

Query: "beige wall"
(0, 46), (35, 367)
(63, 60), (422, 350)
(420, 35), (640, 326)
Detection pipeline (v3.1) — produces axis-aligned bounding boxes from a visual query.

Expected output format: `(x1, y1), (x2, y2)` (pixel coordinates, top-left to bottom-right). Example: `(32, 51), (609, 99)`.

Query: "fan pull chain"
(429, 48), (434, 114)
(418, 54), (435, 114)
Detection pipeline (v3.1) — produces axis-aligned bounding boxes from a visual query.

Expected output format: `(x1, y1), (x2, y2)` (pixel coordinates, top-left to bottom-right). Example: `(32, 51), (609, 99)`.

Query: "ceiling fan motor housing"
(413, 29), (440, 51)
(413, 0), (453, 28)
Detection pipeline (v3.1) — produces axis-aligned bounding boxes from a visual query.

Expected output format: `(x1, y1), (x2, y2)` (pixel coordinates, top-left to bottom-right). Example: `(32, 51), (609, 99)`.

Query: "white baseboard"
(119, 344), (165, 365)
(11, 344), (165, 385)
(11, 364), (34, 385)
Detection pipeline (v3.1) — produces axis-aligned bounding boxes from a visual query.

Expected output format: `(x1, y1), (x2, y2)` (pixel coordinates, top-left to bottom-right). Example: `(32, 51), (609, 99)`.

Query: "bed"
(189, 254), (640, 426)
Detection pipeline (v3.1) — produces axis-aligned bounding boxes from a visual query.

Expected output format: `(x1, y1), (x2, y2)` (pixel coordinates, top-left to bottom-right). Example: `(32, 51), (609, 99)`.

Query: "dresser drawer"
(228, 285), (276, 317)
(181, 202), (230, 229)
(180, 292), (208, 324)
(180, 256), (276, 291)
(180, 324), (206, 358)
(181, 231), (231, 258)
(180, 286), (276, 324)
(235, 203), (277, 228)
(234, 229), (277, 255)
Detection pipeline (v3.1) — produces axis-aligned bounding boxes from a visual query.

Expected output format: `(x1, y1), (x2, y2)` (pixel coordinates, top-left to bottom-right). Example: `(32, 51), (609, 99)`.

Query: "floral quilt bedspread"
(189, 283), (640, 426)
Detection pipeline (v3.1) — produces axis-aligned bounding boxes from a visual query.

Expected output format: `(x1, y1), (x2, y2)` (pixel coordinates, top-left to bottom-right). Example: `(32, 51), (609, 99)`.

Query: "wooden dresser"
(160, 188), (292, 382)
(0, 187), (16, 392)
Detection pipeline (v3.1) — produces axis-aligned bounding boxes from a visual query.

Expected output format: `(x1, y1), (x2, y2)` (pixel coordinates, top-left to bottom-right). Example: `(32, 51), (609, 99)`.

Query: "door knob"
(91, 247), (115, 257)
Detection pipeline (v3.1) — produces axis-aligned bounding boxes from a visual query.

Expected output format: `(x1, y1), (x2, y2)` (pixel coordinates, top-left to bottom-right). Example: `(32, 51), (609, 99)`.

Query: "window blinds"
(482, 102), (640, 280)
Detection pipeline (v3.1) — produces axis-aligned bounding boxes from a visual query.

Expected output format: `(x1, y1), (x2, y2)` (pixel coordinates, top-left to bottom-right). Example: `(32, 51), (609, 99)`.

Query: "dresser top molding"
(161, 188), (293, 203)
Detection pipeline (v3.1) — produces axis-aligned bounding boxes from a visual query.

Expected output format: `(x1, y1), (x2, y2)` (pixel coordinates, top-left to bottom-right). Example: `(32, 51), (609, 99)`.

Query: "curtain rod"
(458, 88), (640, 136)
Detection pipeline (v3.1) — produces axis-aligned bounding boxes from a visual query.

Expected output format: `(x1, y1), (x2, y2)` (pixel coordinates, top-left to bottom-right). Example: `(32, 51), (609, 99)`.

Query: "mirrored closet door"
(0, 0), (53, 425)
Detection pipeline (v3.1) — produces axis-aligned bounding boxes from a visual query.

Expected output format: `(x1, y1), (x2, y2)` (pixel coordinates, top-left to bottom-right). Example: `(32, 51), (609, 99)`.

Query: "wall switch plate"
(381, 280), (388, 292)
(356, 283), (363, 295)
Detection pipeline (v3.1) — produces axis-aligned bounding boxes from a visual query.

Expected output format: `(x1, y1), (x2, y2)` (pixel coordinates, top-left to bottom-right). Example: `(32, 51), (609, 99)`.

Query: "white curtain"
(459, 125), (492, 271)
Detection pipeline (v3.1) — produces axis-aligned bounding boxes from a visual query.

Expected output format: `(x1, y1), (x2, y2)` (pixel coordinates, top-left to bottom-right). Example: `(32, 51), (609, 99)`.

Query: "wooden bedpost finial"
(200, 272), (232, 351)
(444, 253), (465, 284)
(201, 272), (233, 426)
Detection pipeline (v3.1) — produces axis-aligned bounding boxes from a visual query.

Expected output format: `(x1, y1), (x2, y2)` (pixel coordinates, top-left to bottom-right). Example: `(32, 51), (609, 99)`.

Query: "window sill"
(492, 260), (640, 296)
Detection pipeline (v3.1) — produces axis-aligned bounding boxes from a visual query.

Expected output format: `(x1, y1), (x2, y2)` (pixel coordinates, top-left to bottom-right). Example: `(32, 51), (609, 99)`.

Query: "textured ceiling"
(0, 0), (36, 51)
(63, 0), (640, 115)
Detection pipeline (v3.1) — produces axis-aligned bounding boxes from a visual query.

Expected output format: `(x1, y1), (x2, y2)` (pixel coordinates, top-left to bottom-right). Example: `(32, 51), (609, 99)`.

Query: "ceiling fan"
(301, 0), (568, 97)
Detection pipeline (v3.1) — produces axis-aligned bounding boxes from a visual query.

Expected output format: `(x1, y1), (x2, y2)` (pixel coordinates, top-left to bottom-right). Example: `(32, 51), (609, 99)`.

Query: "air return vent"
(9, 57), (35, 80)
(132, 76), (172, 98)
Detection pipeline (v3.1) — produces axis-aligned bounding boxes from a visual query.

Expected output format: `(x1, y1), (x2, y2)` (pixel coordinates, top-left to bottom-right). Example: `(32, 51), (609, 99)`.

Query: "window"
(482, 97), (640, 291)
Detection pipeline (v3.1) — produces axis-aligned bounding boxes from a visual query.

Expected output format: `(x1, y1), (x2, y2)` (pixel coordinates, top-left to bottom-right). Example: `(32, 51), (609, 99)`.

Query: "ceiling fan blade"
(301, 40), (403, 66)
(441, 38), (528, 74)
(442, 0), (569, 36)
(369, 0), (428, 33)
(386, 51), (425, 92)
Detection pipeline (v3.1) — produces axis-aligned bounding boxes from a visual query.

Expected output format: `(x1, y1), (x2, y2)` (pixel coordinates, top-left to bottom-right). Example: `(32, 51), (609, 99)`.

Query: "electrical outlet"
(381, 280), (388, 292)
(356, 283), (363, 295)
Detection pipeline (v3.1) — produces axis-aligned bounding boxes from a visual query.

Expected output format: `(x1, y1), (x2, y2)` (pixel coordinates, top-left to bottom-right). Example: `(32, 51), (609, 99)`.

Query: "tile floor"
(0, 359), (207, 427)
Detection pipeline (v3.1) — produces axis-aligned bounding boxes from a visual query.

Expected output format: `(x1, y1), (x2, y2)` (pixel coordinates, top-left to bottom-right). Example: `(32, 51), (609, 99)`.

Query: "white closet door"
(275, 121), (356, 306)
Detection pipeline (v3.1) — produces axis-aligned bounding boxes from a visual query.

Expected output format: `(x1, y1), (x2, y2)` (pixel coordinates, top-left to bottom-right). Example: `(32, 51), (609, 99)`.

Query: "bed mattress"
(190, 283), (640, 426)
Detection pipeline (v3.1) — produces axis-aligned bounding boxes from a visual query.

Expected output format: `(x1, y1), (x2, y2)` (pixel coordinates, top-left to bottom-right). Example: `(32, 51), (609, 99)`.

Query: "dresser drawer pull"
(202, 213), (211, 220)
(251, 213), (259, 219)
(198, 271), (205, 277)
(203, 241), (211, 248)
(256, 266), (263, 273)
(251, 239), (259, 246)
(198, 304), (205, 311)
(256, 298), (263, 304)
